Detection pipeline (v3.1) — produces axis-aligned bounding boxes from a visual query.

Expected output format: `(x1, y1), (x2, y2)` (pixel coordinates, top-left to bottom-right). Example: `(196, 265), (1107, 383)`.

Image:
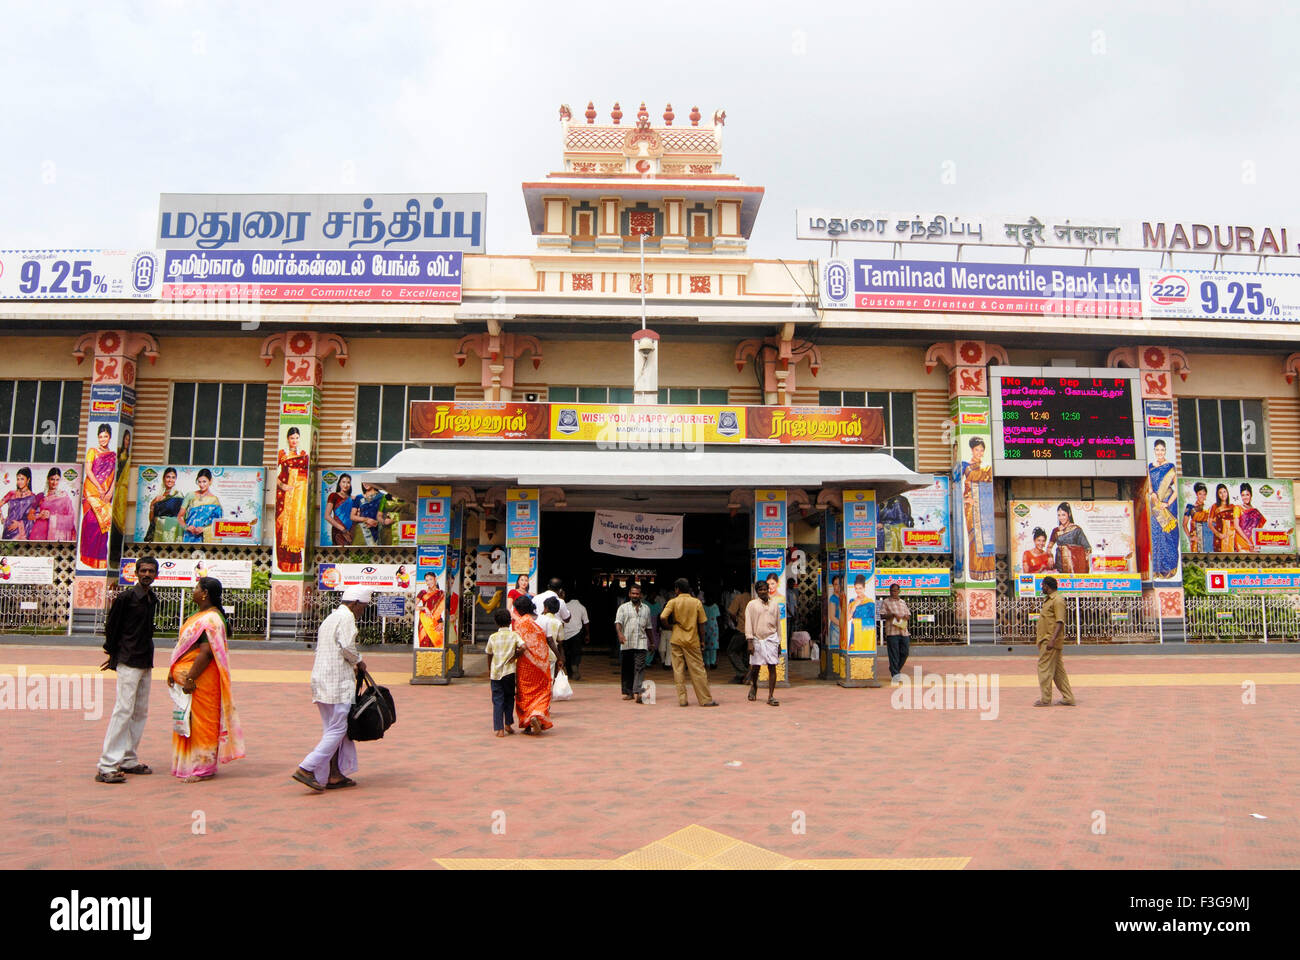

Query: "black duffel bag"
(347, 668), (396, 742)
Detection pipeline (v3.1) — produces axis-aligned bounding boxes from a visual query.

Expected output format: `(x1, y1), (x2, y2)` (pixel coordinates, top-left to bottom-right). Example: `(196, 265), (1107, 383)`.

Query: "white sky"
(2, 0), (1297, 260)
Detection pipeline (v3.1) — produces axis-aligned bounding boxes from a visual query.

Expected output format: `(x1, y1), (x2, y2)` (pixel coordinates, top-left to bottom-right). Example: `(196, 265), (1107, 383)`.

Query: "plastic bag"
(168, 683), (192, 738)
(552, 669), (573, 700)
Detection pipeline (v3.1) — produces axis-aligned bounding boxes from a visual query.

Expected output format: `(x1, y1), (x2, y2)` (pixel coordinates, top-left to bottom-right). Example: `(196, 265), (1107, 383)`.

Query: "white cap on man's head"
(341, 586), (372, 604)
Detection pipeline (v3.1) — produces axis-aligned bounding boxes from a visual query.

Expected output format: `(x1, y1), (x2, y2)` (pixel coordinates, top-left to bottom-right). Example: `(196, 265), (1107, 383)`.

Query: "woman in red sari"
(512, 595), (557, 734)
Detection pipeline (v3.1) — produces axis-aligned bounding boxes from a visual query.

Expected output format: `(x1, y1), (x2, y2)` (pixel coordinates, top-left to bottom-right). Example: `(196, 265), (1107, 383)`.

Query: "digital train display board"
(990, 367), (1146, 477)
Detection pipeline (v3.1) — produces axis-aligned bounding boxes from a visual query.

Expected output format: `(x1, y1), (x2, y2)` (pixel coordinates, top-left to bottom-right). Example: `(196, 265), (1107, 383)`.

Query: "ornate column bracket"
(815, 487), (843, 512)
(1285, 353), (1300, 384)
(734, 332), (821, 405)
(726, 488), (755, 516)
(455, 331), (543, 401)
(924, 340), (1007, 397)
(1106, 345), (1190, 399)
(73, 331), (160, 387)
(786, 488), (813, 515)
(539, 486), (567, 508)
(260, 332), (348, 385)
(479, 485), (509, 513)
(451, 486), (480, 511)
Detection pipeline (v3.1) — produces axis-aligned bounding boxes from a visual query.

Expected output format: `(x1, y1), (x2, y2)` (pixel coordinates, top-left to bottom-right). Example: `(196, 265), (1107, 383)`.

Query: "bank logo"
(556, 408), (579, 435)
(823, 260), (850, 304)
(1149, 274), (1190, 306)
(717, 410), (740, 436)
(132, 252), (158, 293)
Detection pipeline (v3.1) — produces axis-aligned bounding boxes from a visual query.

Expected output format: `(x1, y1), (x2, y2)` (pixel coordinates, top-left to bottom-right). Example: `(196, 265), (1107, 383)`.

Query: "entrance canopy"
(360, 442), (932, 499)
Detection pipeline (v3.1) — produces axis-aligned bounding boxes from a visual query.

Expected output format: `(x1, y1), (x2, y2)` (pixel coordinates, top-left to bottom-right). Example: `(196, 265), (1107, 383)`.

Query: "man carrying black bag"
(292, 587), (370, 792)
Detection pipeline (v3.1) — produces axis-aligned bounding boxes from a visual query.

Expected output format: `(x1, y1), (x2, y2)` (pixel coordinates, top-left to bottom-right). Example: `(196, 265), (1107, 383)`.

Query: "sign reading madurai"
(407, 401), (886, 447)
(798, 209), (1296, 257)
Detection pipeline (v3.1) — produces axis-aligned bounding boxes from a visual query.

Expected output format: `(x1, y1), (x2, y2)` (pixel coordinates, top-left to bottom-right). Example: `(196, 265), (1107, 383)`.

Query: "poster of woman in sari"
(111, 429), (132, 535)
(826, 573), (843, 651)
(1049, 503), (1092, 572)
(180, 468), (223, 543)
(275, 426), (310, 573)
(416, 571), (446, 649)
(351, 483), (398, 546)
(1236, 483), (1267, 551)
(1145, 438), (1181, 578)
(79, 423), (116, 569)
(1021, 528), (1053, 573)
(323, 472), (354, 546)
(145, 467), (185, 542)
(1, 466), (36, 540)
(27, 466), (79, 542)
(954, 436), (995, 582)
(1209, 483), (1246, 552)
(1182, 482), (1213, 552)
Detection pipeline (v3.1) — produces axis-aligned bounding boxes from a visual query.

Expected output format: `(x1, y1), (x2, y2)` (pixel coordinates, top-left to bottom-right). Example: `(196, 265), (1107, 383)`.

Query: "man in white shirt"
(561, 592), (590, 681)
(292, 587), (370, 792)
(532, 577), (572, 626)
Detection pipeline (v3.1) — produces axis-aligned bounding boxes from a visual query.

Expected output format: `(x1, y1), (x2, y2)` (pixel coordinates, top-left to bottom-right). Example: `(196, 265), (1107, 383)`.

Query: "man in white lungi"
(292, 587), (370, 792)
(744, 579), (782, 707)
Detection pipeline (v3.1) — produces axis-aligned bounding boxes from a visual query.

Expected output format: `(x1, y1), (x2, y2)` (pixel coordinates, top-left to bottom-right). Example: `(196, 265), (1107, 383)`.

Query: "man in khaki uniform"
(660, 578), (719, 707)
(1034, 576), (1076, 707)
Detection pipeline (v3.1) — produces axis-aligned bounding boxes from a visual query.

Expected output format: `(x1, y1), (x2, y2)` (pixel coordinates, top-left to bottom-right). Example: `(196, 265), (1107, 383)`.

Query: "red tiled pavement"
(1, 645), (1298, 869)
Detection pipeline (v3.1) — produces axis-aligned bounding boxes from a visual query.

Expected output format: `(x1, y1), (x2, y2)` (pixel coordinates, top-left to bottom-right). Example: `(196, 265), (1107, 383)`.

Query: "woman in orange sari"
(512, 595), (557, 734)
(1209, 483), (1246, 553)
(168, 577), (246, 781)
(275, 426), (309, 572)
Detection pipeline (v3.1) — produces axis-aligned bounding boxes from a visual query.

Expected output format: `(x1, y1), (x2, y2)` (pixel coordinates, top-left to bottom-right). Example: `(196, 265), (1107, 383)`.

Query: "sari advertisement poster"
(877, 476), (950, 553)
(78, 387), (129, 573)
(274, 388), (317, 575)
(952, 397), (996, 587)
(0, 555), (56, 585)
(824, 549), (844, 652)
(1010, 500), (1140, 596)
(753, 489), (787, 548)
(318, 469), (415, 547)
(316, 562), (415, 593)
(134, 465), (264, 545)
(0, 463), (80, 542)
(1136, 400), (1182, 585)
(752, 547), (788, 656)
(1179, 478), (1294, 554)
(415, 545), (448, 649)
(121, 557), (253, 589)
(843, 549), (877, 655)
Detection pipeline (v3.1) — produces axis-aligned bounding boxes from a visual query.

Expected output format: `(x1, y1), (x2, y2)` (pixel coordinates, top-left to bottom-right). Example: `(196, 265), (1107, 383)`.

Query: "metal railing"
(1185, 594), (1300, 642)
(298, 590), (414, 645)
(894, 594), (965, 644)
(0, 584), (71, 634)
(1001, 595), (1158, 644)
(104, 586), (271, 639)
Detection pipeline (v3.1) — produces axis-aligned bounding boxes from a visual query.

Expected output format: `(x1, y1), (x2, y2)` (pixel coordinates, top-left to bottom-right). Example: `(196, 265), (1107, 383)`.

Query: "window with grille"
(354, 384), (454, 468)
(0, 379), (84, 462)
(1178, 398), (1267, 478)
(818, 390), (916, 468)
(168, 382), (267, 466)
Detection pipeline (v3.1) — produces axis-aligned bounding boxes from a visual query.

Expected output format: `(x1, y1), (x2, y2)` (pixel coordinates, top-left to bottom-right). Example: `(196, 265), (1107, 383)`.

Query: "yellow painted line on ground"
(2, 665), (1299, 689)
(435, 825), (969, 870)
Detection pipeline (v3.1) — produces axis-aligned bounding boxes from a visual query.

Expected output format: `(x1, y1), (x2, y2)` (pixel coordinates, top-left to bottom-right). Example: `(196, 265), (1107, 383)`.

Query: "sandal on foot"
(747, 690), (757, 701)
(120, 763), (152, 775)
(767, 698), (780, 707)
(291, 768), (326, 792)
(94, 771), (126, 784)
(326, 777), (357, 789)
(1031, 700), (1051, 707)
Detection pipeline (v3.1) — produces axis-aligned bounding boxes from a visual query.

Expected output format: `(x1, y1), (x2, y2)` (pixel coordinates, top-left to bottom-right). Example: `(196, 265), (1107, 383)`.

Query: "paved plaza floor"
(1, 645), (1297, 870)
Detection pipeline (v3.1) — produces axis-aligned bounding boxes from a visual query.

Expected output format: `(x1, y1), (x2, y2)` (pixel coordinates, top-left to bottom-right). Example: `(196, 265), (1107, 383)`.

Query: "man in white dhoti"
(291, 586), (370, 792)
(744, 579), (782, 707)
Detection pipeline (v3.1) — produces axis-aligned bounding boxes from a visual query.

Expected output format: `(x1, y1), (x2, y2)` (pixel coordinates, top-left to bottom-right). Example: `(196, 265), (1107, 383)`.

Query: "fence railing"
(893, 594), (965, 644)
(1185, 594), (1300, 642)
(104, 586), (271, 639)
(0, 584), (70, 634)
(1001, 595), (1159, 644)
(297, 590), (414, 645)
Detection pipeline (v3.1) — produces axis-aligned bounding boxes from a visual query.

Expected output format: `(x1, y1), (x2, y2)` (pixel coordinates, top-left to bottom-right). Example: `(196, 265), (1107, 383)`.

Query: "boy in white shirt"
(485, 607), (524, 737)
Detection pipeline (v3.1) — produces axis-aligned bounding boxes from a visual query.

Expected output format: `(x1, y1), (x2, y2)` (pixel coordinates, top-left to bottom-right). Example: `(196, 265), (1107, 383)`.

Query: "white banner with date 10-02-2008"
(590, 510), (684, 559)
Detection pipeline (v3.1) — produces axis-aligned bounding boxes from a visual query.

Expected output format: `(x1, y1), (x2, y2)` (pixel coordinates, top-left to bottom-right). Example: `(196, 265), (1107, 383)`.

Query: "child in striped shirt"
(486, 607), (525, 737)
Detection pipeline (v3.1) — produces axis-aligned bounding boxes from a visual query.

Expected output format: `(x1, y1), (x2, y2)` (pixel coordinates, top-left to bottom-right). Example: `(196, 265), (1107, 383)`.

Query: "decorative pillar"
(1110, 346), (1191, 641)
(753, 489), (790, 687)
(505, 485), (539, 609)
(454, 324), (543, 401)
(261, 332), (348, 638)
(413, 485), (452, 684)
(819, 499), (844, 681)
(633, 329), (660, 404)
(734, 329), (822, 406)
(70, 331), (159, 633)
(926, 340), (1006, 643)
